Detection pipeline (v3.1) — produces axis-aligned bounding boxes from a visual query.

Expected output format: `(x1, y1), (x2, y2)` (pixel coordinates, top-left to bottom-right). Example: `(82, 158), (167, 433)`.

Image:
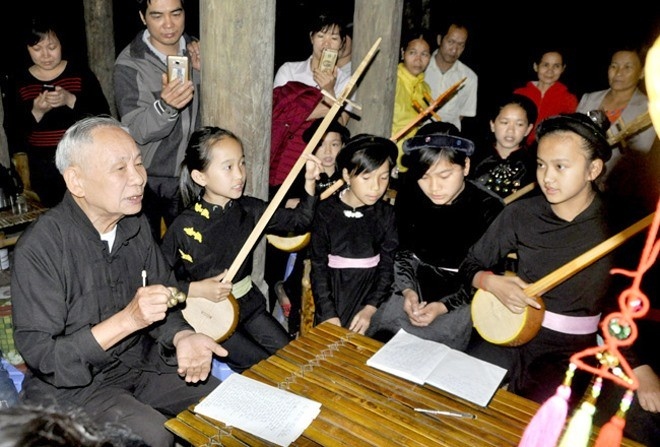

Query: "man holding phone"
(114, 0), (201, 240)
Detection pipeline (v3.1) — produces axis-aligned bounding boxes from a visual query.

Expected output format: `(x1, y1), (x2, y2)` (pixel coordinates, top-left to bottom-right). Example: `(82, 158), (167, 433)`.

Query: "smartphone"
(318, 48), (338, 73)
(167, 55), (190, 83)
(42, 84), (56, 92)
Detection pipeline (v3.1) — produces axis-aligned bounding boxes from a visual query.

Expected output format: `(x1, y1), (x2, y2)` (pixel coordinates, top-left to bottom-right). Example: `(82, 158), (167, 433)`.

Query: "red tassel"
(594, 415), (625, 447)
(594, 389), (632, 447)
(518, 384), (571, 447)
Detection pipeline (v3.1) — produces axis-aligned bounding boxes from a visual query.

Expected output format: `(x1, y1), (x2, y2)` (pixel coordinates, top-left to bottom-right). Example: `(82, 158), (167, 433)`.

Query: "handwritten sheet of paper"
(194, 374), (321, 446)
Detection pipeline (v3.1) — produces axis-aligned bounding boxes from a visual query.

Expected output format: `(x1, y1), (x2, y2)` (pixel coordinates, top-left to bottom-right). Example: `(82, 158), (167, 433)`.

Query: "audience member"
(270, 10), (352, 195)
(514, 48), (578, 147)
(268, 10), (352, 321)
(11, 116), (224, 447)
(160, 126), (322, 371)
(310, 135), (398, 334)
(114, 0), (202, 240)
(367, 123), (503, 349)
(576, 46), (657, 188)
(391, 28), (433, 174)
(470, 94), (538, 199)
(337, 21), (353, 77)
(594, 37), (660, 444)
(464, 112), (614, 408)
(11, 16), (110, 207)
(273, 118), (350, 337)
(424, 19), (477, 132)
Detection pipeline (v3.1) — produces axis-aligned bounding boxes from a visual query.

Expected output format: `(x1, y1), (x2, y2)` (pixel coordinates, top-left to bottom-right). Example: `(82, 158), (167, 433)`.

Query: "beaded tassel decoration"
(565, 206), (659, 446)
(517, 365), (574, 447)
(593, 390), (634, 447)
(516, 201), (659, 447)
(557, 377), (602, 447)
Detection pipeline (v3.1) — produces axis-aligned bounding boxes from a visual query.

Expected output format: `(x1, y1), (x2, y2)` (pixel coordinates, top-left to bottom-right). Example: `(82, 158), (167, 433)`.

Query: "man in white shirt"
(424, 21), (478, 131)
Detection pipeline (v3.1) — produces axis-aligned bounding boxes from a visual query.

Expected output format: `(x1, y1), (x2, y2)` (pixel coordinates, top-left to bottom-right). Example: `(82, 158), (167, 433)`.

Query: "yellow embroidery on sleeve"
(178, 249), (193, 263)
(183, 227), (202, 243)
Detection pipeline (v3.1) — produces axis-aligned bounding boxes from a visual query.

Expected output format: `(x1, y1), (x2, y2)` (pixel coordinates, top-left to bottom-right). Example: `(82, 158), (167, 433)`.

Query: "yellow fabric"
(391, 63), (432, 171)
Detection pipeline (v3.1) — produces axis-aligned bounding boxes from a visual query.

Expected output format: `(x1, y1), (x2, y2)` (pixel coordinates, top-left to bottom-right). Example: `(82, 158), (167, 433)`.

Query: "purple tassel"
(518, 384), (571, 447)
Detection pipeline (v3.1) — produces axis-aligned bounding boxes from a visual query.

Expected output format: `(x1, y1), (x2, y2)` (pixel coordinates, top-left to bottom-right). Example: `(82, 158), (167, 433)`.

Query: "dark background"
(3, 0), (660, 141)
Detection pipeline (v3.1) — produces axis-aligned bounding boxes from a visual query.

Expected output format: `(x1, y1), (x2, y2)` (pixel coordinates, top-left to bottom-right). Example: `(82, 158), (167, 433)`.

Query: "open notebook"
(366, 329), (507, 407)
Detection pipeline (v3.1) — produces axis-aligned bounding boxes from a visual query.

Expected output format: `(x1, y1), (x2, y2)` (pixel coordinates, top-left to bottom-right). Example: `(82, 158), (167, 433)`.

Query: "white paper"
(425, 349), (507, 407)
(366, 329), (506, 407)
(366, 328), (450, 384)
(194, 374), (321, 446)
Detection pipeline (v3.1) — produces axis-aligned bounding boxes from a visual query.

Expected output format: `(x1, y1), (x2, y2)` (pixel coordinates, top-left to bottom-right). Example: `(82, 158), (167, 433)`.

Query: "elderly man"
(11, 116), (226, 446)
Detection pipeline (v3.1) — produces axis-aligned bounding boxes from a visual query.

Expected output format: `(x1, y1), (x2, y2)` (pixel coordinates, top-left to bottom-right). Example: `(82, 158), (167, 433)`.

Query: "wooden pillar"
(82, 0), (117, 117)
(199, 1), (276, 293)
(349, 0), (403, 138)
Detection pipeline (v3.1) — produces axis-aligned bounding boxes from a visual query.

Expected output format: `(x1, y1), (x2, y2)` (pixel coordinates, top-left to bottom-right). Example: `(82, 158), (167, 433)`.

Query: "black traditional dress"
(310, 193), (398, 327)
(367, 180), (503, 349)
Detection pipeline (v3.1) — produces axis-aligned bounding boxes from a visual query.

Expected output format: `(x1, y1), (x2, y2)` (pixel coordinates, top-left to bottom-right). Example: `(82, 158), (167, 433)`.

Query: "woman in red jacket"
(514, 49), (578, 148)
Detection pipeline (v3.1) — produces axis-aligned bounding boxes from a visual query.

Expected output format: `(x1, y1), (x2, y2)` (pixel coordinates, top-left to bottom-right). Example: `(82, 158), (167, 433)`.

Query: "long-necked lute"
(471, 213), (655, 346)
(266, 78), (470, 252)
(181, 38), (383, 342)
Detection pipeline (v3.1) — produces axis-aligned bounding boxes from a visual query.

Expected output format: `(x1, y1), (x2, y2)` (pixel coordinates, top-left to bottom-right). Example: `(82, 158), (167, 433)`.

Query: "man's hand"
(174, 331), (228, 383)
(124, 285), (173, 330)
(160, 73), (194, 110)
(92, 284), (173, 350)
(187, 40), (201, 71)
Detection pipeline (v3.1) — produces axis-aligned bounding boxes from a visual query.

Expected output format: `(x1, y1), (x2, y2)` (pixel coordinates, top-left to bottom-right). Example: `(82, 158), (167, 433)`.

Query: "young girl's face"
(490, 103), (533, 151)
(536, 132), (601, 214)
(401, 37), (431, 76)
(315, 131), (343, 172)
(194, 137), (246, 207)
(534, 52), (565, 86)
(417, 156), (468, 205)
(342, 161), (391, 208)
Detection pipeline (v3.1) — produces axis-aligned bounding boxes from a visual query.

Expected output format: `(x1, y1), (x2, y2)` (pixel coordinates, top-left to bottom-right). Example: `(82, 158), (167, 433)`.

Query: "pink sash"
(542, 311), (601, 335)
(327, 254), (380, 269)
